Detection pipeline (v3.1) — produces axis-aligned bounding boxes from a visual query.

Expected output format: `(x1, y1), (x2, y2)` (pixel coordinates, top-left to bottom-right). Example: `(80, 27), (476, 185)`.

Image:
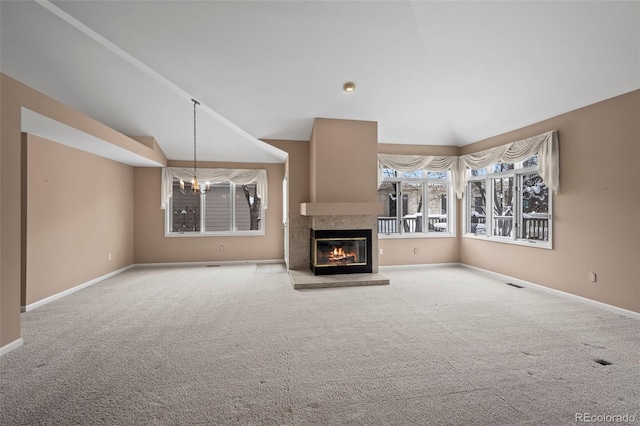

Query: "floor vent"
(206, 264), (221, 268)
(594, 359), (612, 366)
(505, 282), (524, 288)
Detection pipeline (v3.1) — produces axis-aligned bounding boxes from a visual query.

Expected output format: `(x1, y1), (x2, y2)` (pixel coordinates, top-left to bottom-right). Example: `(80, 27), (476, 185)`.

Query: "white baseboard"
(134, 259), (285, 267)
(460, 264), (640, 321)
(21, 265), (135, 313)
(0, 338), (24, 357)
(379, 263), (460, 271)
(19, 261), (284, 312)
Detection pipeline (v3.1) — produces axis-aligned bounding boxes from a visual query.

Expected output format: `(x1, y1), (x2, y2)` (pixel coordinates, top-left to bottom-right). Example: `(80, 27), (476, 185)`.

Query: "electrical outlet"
(379, 248), (383, 255)
(108, 253), (112, 261)
(414, 248), (419, 254)
(588, 272), (597, 283)
(219, 245), (224, 252)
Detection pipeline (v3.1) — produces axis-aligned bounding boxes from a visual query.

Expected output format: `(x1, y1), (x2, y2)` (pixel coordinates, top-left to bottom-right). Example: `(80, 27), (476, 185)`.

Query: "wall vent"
(506, 282), (524, 288)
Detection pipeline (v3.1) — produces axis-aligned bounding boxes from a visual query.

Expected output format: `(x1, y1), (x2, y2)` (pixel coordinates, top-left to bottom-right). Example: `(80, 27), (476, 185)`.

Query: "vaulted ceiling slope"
(2, 1), (639, 164)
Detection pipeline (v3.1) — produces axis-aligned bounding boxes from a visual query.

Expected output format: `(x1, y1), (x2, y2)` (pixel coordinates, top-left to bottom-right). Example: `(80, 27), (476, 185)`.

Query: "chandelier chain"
(193, 98), (200, 175)
(179, 98), (208, 196)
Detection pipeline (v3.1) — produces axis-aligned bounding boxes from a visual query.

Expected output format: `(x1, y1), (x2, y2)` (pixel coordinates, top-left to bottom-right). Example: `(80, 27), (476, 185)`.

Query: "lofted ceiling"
(1, 1), (639, 164)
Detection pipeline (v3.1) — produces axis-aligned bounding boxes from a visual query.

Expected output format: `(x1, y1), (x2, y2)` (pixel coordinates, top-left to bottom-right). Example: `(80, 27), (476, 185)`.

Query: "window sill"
(379, 233), (456, 240)
(165, 230), (265, 238)
(463, 233), (551, 249)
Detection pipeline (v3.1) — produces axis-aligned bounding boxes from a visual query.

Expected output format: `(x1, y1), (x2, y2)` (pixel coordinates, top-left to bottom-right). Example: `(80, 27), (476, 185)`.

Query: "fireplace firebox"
(310, 229), (372, 275)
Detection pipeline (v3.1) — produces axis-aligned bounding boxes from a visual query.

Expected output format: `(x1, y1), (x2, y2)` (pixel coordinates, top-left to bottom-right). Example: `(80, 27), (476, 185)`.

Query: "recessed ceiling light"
(343, 82), (356, 92)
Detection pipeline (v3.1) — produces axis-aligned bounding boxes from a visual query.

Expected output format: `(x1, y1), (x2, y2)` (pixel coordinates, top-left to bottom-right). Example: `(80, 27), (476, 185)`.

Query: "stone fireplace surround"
(288, 208), (390, 289)
(309, 214), (379, 273)
(287, 118), (389, 288)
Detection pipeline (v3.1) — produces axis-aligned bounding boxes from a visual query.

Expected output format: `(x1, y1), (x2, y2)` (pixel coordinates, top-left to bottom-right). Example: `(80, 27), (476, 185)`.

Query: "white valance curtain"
(161, 167), (268, 209)
(377, 154), (455, 188)
(456, 130), (559, 198)
(378, 130), (559, 199)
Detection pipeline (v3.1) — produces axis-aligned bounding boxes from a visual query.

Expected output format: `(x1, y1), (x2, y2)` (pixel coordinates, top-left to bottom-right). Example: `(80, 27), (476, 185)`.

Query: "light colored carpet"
(1, 264), (639, 425)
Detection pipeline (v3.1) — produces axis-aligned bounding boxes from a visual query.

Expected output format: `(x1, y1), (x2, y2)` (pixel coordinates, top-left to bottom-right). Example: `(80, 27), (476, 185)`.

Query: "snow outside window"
(378, 169), (454, 237)
(464, 157), (552, 248)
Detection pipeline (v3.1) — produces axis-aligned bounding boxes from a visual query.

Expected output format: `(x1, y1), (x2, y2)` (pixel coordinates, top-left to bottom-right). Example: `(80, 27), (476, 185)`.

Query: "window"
(493, 162), (514, 173)
(168, 178), (263, 236)
(492, 176), (514, 237)
(519, 173), (550, 241)
(469, 167), (487, 177)
(467, 179), (486, 235)
(171, 180), (201, 233)
(378, 169), (454, 237)
(204, 183), (231, 232)
(464, 156), (551, 247)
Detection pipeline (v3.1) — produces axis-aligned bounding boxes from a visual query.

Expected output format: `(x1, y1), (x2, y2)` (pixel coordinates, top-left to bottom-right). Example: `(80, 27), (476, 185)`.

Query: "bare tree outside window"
(171, 179), (200, 232)
(382, 168), (398, 178)
(492, 177), (514, 237)
(469, 181), (486, 234)
(520, 173), (549, 241)
(523, 155), (539, 168)
(167, 175), (265, 235)
(241, 184), (262, 230)
(465, 157), (551, 244)
(522, 174), (548, 214)
(378, 167), (452, 235)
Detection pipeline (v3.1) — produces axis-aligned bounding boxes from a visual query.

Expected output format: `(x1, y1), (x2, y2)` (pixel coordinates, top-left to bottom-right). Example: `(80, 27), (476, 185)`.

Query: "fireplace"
(310, 229), (372, 275)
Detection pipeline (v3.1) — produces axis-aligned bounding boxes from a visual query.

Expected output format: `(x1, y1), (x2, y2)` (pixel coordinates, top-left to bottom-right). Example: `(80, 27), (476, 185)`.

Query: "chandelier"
(180, 99), (210, 195)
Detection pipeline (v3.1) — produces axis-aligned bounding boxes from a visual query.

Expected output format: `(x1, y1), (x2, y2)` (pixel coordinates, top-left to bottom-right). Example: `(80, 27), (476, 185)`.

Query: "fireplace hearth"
(310, 229), (372, 275)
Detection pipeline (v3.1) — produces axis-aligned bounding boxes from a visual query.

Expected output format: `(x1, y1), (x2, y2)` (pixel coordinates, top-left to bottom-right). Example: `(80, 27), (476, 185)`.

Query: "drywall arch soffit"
(21, 108), (165, 167)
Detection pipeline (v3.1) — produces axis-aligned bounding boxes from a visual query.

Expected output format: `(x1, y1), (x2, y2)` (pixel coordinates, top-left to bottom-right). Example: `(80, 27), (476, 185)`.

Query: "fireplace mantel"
(300, 202), (383, 217)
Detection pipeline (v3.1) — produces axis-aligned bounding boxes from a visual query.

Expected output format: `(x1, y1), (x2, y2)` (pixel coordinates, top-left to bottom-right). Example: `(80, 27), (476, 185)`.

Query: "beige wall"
(460, 90), (640, 313)
(264, 140), (311, 270)
(2, 75), (24, 346)
(1, 73), (166, 348)
(377, 143), (460, 157)
(310, 118), (378, 203)
(277, 119), (382, 271)
(267, 137), (462, 268)
(264, 140), (311, 217)
(378, 237), (459, 266)
(25, 134), (134, 306)
(377, 143), (461, 266)
(133, 160), (285, 264)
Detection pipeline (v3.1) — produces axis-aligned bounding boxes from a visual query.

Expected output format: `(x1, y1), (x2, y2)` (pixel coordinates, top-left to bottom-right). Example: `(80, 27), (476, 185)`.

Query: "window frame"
(378, 168), (456, 239)
(165, 180), (265, 237)
(463, 160), (552, 249)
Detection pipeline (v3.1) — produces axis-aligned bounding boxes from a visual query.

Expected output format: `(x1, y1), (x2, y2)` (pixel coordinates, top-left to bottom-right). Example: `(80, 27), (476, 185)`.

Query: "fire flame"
(327, 246), (357, 262)
(331, 247), (346, 258)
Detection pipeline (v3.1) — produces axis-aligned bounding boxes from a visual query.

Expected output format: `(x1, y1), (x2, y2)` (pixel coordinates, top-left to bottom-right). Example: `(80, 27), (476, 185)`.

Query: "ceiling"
(2, 1), (639, 164)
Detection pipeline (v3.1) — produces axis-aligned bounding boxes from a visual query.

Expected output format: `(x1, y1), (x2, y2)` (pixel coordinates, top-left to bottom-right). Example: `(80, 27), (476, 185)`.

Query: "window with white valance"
(378, 130), (559, 199)
(378, 131), (558, 247)
(466, 156), (553, 248)
(161, 167), (268, 209)
(161, 167), (268, 236)
(378, 168), (454, 237)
